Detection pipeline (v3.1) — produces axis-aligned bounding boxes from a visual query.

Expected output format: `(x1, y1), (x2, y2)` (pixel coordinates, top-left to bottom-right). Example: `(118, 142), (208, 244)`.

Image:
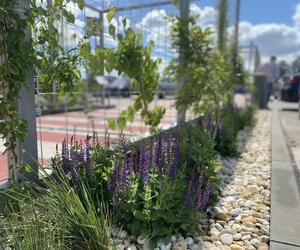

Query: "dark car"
(105, 77), (131, 97)
(280, 73), (300, 102)
(157, 78), (177, 99)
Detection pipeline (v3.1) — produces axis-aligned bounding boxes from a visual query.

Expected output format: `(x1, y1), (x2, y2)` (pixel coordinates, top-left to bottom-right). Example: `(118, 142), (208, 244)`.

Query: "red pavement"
(0, 99), (181, 182)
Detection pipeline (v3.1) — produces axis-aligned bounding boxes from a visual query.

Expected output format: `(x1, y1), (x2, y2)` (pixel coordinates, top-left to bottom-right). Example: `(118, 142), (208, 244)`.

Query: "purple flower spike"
(120, 157), (128, 190)
(70, 148), (78, 183)
(201, 179), (211, 208)
(156, 131), (163, 170)
(139, 145), (149, 186)
(198, 116), (203, 129)
(170, 133), (180, 179)
(183, 167), (195, 208)
(113, 192), (119, 212)
(205, 114), (212, 134)
(61, 139), (69, 173)
(108, 160), (119, 192)
(194, 169), (205, 210)
(85, 140), (91, 175)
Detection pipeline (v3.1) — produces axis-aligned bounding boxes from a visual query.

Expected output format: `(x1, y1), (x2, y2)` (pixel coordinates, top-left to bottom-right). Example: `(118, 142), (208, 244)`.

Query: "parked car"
(105, 77), (131, 97)
(280, 73), (300, 102)
(157, 78), (177, 99)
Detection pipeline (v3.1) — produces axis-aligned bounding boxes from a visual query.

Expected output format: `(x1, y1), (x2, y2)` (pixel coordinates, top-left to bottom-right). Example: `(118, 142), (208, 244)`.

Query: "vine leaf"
(106, 7), (116, 23)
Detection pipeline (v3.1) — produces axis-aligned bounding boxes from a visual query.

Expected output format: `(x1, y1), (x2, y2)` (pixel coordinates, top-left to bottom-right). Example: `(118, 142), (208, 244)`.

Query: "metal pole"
(233, 0), (240, 68)
(177, 0), (190, 124)
(248, 41), (254, 73)
(10, 0), (39, 182)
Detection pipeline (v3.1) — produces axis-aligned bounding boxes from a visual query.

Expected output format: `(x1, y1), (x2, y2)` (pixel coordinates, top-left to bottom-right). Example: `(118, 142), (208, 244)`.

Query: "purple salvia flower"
(149, 138), (153, 165)
(113, 192), (119, 212)
(201, 179), (211, 208)
(85, 140), (92, 175)
(166, 138), (171, 164)
(139, 145), (149, 186)
(205, 114), (212, 134)
(197, 116), (203, 129)
(70, 147), (78, 183)
(194, 169), (205, 210)
(170, 132), (180, 179)
(61, 139), (69, 173)
(79, 140), (84, 163)
(183, 167), (195, 208)
(155, 131), (163, 170)
(119, 136), (126, 151)
(120, 157), (128, 190)
(108, 160), (119, 192)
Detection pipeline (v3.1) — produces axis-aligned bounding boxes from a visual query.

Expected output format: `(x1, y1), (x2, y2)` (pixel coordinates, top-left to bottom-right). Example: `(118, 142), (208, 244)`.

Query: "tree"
(292, 56), (300, 73)
(278, 60), (291, 76)
(217, 0), (228, 54)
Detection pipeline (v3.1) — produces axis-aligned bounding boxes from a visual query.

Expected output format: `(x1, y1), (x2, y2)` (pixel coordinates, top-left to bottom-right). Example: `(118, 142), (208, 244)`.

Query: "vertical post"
(248, 41), (254, 73)
(11, 0), (38, 182)
(99, 11), (106, 106)
(232, 0), (240, 68)
(177, 0), (190, 124)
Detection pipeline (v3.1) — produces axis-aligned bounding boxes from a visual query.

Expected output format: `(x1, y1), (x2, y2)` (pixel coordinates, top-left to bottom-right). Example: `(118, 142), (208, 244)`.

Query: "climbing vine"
(0, 0), (83, 180)
(80, 13), (165, 134)
(167, 15), (231, 121)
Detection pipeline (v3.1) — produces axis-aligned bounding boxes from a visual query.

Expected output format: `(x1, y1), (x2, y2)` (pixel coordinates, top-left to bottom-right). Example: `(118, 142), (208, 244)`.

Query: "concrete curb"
(270, 110), (300, 249)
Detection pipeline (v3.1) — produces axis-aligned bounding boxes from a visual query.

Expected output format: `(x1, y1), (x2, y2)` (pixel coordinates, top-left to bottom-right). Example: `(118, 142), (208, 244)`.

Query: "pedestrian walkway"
(270, 100), (300, 250)
(0, 98), (194, 183)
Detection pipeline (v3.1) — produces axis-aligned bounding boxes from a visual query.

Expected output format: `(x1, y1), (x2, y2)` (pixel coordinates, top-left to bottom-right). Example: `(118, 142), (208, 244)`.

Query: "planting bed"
(107, 111), (271, 250)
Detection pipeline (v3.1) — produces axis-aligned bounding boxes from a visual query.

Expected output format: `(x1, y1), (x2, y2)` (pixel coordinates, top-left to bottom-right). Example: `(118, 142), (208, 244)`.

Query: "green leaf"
(108, 118), (116, 130)
(117, 116), (126, 130)
(108, 24), (116, 39)
(63, 10), (75, 24)
(77, 0), (85, 10)
(106, 7), (116, 23)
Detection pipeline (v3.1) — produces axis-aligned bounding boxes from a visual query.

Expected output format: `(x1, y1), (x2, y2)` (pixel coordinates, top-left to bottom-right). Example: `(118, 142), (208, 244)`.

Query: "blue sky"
(71, 0), (300, 66)
(240, 0), (296, 26)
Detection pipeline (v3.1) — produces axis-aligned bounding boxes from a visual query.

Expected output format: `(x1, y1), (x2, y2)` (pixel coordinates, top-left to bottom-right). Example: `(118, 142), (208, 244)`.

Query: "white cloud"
(237, 21), (300, 63)
(190, 4), (216, 27)
(293, 3), (300, 28)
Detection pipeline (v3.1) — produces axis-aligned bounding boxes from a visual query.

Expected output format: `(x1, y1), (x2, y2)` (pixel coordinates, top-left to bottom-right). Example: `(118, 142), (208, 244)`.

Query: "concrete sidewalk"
(270, 100), (300, 249)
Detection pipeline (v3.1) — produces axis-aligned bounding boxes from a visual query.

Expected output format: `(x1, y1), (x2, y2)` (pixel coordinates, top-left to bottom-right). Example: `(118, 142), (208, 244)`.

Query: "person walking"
(258, 55), (279, 101)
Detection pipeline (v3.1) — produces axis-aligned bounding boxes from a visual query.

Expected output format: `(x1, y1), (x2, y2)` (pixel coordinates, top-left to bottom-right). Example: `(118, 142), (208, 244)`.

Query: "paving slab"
(271, 241), (300, 250)
(270, 110), (300, 248)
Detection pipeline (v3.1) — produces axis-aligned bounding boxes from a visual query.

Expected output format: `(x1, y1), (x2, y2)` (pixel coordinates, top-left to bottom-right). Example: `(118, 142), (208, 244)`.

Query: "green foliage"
(167, 16), (231, 118)
(80, 16), (165, 133)
(0, 0), (83, 179)
(0, 169), (111, 250)
(215, 106), (255, 157)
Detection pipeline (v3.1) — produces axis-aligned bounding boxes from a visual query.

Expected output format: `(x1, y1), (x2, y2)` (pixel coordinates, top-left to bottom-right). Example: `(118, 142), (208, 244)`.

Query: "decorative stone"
(127, 244), (137, 250)
(241, 235), (251, 241)
(160, 242), (172, 250)
(170, 235), (177, 243)
(257, 243), (269, 250)
(220, 234), (233, 245)
(210, 228), (221, 236)
(124, 240), (131, 248)
(185, 237), (194, 246)
(137, 235), (147, 245)
(250, 238), (261, 248)
(171, 240), (187, 250)
(214, 207), (228, 221)
(229, 244), (245, 250)
(233, 233), (242, 241)
(119, 230), (128, 239)
(116, 244), (125, 250)
(215, 223), (224, 232)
